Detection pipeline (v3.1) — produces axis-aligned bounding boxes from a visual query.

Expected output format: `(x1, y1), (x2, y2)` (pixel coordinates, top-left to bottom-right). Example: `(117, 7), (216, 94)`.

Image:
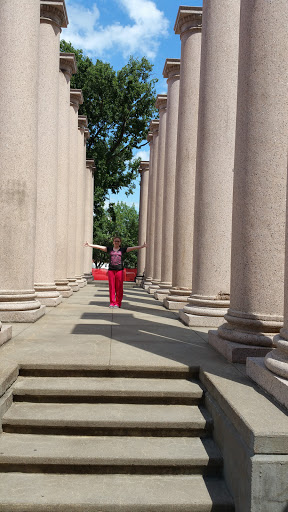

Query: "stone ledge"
(179, 311), (224, 328)
(208, 330), (271, 363)
(247, 357), (288, 411)
(0, 306), (46, 323)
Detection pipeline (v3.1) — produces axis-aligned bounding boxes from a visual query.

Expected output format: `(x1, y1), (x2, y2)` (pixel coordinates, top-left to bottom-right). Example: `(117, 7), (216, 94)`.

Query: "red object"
(92, 268), (137, 282)
(108, 269), (124, 306)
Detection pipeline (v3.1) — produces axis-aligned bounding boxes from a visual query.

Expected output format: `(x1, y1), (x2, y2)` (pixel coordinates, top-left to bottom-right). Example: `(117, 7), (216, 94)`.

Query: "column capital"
(163, 58), (181, 79)
(149, 119), (159, 133)
(84, 128), (90, 140)
(86, 159), (95, 174)
(174, 6), (202, 35)
(60, 52), (77, 77)
(155, 94), (167, 110)
(139, 161), (149, 174)
(70, 89), (84, 109)
(78, 115), (88, 130)
(147, 131), (153, 143)
(40, 1), (68, 29)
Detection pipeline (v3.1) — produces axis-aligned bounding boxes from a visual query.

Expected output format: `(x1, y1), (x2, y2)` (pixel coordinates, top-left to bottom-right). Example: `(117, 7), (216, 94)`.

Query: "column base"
(55, 281), (73, 298)
(68, 279), (80, 292)
(76, 278), (86, 288)
(163, 288), (191, 310)
(0, 324), (12, 346)
(180, 295), (229, 326)
(208, 330), (272, 363)
(154, 284), (171, 302)
(34, 283), (62, 307)
(148, 284), (160, 294)
(179, 309), (225, 327)
(84, 273), (94, 283)
(35, 295), (62, 307)
(143, 278), (153, 290)
(0, 305), (46, 323)
(247, 357), (288, 410)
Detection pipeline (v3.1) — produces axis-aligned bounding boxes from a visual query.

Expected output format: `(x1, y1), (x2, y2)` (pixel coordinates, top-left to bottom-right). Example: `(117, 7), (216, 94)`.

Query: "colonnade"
(137, 1), (288, 409)
(0, 1), (95, 343)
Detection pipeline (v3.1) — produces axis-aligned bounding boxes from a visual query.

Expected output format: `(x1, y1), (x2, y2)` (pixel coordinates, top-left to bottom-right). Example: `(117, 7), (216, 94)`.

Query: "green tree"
(60, 41), (157, 215)
(93, 202), (139, 268)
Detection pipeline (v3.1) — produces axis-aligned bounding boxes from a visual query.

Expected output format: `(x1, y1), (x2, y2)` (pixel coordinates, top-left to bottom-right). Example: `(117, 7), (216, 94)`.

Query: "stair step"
(13, 377), (203, 404)
(19, 366), (198, 379)
(0, 434), (222, 475)
(2, 403), (212, 436)
(0, 473), (234, 511)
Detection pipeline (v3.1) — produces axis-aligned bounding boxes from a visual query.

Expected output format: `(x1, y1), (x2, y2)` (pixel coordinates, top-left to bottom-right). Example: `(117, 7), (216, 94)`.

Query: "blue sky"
(62, 0), (202, 210)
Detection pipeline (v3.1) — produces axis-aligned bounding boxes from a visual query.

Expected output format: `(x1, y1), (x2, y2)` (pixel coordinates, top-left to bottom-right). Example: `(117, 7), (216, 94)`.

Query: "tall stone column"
(143, 133), (154, 289)
(67, 89), (84, 292)
(0, 0), (45, 323)
(148, 95), (168, 294)
(84, 160), (95, 282)
(136, 161), (150, 285)
(154, 59), (181, 303)
(74, 115), (88, 288)
(209, 0), (288, 363)
(34, 1), (68, 306)
(55, 52), (77, 298)
(164, 7), (202, 310)
(144, 121), (159, 290)
(179, 0), (241, 326)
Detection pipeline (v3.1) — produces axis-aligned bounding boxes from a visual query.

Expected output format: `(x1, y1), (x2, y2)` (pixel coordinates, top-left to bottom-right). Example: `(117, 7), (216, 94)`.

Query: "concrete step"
(19, 366), (199, 379)
(0, 473), (235, 511)
(12, 377), (204, 404)
(2, 402), (212, 437)
(0, 434), (222, 475)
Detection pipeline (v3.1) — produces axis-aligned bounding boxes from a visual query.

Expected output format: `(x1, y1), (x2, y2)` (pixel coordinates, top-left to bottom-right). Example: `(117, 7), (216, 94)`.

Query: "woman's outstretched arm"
(84, 241), (107, 252)
(126, 242), (147, 253)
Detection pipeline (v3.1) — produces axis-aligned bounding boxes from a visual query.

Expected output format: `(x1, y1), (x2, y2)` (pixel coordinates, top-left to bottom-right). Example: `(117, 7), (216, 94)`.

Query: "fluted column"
(209, 0), (288, 363)
(67, 89), (84, 292)
(34, 1), (68, 306)
(143, 133), (154, 288)
(154, 59), (181, 303)
(144, 120), (159, 290)
(148, 95), (168, 294)
(55, 52), (77, 298)
(74, 115), (88, 287)
(84, 159), (95, 282)
(0, 0), (45, 323)
(164, 7), (202, 310)
(136, 161), (150, 285)
(180, 0), (241, 326)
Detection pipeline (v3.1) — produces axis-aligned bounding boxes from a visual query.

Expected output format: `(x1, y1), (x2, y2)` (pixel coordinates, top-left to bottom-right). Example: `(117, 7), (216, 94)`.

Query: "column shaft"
(0, 0), (45, 323)
(143, 134), (154, 288)
(209, 0), (288, 363)
(74, 117), (88, 287)
(164, 7), (202, 310)
(180, 0), (241, 326)
(84, 160), (95, 282)
(136, 162), (149, 284)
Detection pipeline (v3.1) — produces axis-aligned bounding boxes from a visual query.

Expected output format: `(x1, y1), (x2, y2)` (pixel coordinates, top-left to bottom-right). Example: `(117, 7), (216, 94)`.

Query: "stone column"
(136, 161), (150, 285)
(154, 59), (181, 303)
(144, 121), (159, 290)
(148, 95), (168, 294)
(179, 0), (241, 327)
(164, 7), (202, 310)
(143, 133), (154, 289)
(55, 53), (77, 298)
(74, 115), (88, 288)
(34, 1), (68, 306)
(209, 0), (288, 364)
(0, 0), (45, 323)
(84, 160), (95, 282)
(67, 89), (84, 292)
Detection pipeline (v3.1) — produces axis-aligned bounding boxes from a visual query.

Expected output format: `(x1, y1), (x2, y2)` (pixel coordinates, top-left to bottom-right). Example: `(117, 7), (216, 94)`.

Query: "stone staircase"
(0, 367), (234, 511)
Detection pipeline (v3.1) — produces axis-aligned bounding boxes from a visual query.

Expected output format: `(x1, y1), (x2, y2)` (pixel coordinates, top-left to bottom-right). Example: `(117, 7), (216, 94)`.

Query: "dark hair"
(113, 236), (121, 243)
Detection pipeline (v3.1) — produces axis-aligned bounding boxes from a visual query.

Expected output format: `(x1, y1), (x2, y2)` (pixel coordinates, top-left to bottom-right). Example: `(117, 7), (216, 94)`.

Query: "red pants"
(108, 270), (124, 307)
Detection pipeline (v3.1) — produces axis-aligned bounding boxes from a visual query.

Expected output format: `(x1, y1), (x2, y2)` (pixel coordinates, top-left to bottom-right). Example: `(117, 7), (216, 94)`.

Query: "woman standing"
(84, 237), (147, 308)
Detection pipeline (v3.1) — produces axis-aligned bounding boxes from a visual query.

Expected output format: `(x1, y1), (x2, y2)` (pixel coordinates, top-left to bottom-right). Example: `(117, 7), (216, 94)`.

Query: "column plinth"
(164, 7), (202, 310)
(209, 0), (288, 363)
(34, 1), (68, 306)
(83, 160), (95, 283)
(155, 59), (180, 303)
(55, 52), (77, 298)
(0, 0), (45, 322)
(136, 162), (149, 285)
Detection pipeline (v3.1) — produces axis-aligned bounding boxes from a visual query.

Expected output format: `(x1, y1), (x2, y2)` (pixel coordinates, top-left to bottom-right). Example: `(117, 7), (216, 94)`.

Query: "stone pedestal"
(67, 89), (84, 292)
(144, 121), (159, 290)
(55, 53), (77, 298)
(83, 160), (95, 283)
(74, 115), (88, 288)
(155, 59), (180, 302)
(34, 1), (68, 307)
(149, 95), (167, 293)
(0, 0), (45, 322)
(164, 7), (202, 310)
(179, 0), (240, 327)
(136, 161), (149, 285)
(209, 0), (288, 362)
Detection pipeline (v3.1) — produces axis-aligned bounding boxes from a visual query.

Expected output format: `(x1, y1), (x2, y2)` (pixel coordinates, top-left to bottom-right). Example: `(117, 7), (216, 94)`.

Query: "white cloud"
(63, 0), (169, 60)
(133, 149), (150, 162)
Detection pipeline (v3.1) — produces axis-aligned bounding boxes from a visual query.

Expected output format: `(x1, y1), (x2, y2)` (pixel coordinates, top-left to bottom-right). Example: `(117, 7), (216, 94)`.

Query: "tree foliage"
(93, 202), (139, 268)
(60, 41), (157, 215)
